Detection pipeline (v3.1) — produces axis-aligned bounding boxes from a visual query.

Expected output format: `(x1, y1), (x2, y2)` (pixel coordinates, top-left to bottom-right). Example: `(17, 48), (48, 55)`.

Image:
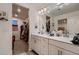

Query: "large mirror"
(38, 3), (79, 37)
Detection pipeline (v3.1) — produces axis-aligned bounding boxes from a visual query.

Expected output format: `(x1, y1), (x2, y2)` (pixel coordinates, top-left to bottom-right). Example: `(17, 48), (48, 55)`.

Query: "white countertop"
(32, 33), (73, 44)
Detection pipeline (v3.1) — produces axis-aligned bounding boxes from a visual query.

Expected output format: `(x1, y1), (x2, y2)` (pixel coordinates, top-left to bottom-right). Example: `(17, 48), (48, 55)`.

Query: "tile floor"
(13, 40), (36, 55)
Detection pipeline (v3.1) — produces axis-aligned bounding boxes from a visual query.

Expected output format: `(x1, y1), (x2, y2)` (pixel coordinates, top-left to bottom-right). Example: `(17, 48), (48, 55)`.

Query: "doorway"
(12, 3), (29, 55)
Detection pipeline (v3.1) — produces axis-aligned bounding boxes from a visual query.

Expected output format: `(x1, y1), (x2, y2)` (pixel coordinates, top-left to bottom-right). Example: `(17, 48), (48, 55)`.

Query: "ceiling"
(47, 3), (79, 16)
(18, 3), (55, 11)
(27, 3), (55, 11)
(12, 3), (29, 20)
(12, 3), (79, 19)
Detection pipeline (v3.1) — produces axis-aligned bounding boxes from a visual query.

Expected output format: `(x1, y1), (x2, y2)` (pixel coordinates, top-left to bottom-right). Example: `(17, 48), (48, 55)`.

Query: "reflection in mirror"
(47, 3), (79, 37)
(46, 16), (50, 33)
(39, 3), (79, 37)
(58, 18), (67, 33)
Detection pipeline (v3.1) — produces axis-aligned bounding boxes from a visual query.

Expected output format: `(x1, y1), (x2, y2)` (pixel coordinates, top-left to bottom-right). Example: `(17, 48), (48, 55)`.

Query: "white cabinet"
(31, 34), (77, 55)
(49, 44), (75, 55)
(49, 39), (76, 55)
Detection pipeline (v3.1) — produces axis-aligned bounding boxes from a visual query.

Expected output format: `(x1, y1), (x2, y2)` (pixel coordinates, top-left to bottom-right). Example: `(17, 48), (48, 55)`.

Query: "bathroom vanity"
(31, 34), (79, 55)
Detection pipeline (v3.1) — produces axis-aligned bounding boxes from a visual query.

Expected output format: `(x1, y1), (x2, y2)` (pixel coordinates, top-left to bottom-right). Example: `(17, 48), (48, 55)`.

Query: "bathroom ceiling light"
(17, 8), (21, 13)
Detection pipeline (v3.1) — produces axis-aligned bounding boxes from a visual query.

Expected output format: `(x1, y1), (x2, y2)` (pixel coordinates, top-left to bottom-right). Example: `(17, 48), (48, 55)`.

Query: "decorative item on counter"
(56, 30), (63, 37)
(71, 33), (79, 45)
(50, 30), (56, 36)
(50, 33), (54, 36)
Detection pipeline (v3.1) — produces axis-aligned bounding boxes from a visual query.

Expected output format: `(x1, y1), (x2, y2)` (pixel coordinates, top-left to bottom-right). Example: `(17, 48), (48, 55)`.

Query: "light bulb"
(17, 8), (21, 13)
(43, 8), (47, 11)
(41, 9), (43, 12)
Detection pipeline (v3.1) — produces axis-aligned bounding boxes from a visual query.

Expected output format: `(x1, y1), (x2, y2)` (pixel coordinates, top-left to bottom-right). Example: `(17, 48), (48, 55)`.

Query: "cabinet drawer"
(49, 39), (79, 54)
(61, 49), (75, 55)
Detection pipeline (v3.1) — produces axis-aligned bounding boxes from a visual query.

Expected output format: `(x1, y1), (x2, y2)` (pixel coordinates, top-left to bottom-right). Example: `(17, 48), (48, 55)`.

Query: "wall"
(17, 4), (41, 34)
(0, 3), (12, 55)
(17, 3), (41, 50)
(52, 10), (79, 37)
(38, 15), (46, 34)
(29, 8), (41, 50)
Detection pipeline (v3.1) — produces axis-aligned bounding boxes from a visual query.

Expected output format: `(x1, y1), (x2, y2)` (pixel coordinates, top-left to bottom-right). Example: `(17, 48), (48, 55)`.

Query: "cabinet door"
(31, 35), (39, 53)
(41, 38), (48, 55)
(35, 37), (41, 54)
(61, 49), (76, 55)
(49, 44), (59, 55)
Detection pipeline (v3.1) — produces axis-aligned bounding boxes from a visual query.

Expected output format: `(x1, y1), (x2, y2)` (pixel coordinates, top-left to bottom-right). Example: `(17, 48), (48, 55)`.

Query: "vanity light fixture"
(43, 8), (47, 12)
(38, 9), (44, 15)
(38, 7), (49, 15)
